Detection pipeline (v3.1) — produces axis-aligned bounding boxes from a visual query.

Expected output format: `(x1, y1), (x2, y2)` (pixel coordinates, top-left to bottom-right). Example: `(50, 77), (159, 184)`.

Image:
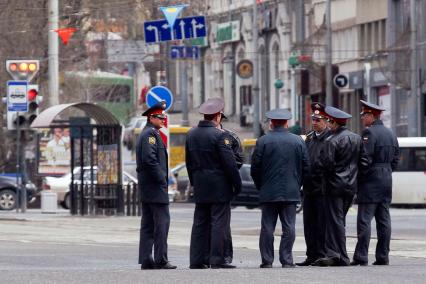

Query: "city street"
(1, 204), (425, 283)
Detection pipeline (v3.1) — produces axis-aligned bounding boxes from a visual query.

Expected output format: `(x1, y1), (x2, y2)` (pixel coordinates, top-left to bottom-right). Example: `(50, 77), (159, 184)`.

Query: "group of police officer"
(135, 96), (399, 270)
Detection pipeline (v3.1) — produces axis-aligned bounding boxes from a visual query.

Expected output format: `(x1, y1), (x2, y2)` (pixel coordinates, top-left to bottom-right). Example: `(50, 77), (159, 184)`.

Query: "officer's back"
(251, 110), (309, 203)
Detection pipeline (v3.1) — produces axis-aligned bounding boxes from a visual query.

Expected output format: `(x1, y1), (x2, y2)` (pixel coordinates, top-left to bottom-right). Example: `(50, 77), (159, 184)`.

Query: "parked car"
(43, 167), (178, 209)
(123, 117), (147, 150)
(0, 175), (37, 210)
(184, 164), (303, 212)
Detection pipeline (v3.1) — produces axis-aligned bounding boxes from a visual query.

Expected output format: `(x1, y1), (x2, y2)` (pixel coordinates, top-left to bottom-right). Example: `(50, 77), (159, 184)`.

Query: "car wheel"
(0, 189), (17, 210)
(63, 193), (71, 209)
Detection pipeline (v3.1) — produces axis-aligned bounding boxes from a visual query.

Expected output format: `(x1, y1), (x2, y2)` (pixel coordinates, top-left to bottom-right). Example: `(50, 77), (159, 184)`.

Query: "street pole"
(325, 0), (333, 106)
(388, 0), (398, 133)
(48, 0), (59, 106)
(408, 0), (418, 136)
(291, 68), (296, 121)
(252, 0), (260, 137)
(181, 58), (189, 126)
(16, 113), (20, 213)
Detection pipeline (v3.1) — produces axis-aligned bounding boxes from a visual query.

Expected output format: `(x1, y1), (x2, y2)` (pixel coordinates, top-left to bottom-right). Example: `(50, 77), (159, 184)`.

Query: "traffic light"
(6, 60), (39, 82)
(26, 84), (42, 127)
(2, 85), (42, 130)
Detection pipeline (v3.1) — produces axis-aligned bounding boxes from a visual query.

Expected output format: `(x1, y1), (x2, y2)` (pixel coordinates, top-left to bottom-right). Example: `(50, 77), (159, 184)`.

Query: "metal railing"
(70, 182), (141, 216)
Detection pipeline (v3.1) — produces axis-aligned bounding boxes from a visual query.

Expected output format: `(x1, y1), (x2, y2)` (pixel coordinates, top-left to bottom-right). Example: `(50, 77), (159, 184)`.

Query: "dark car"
(0, 175), (37, 210)
(184, 164), (303, 212)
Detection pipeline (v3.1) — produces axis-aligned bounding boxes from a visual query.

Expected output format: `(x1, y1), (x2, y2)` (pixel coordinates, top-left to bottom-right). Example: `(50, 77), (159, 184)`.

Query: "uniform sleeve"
(228, 132), (244, 169)
(300, 142), (311, 184)
(250, 139), (263, 190)
(185, 138), (193, 186)
(391, 136), (400, 171)
(361, 129), (375, 158)
(321, 138), (336, 173)
(217, 133), (242, 195)
(358, 139), (372, 174)
(140, 131), (167, 185)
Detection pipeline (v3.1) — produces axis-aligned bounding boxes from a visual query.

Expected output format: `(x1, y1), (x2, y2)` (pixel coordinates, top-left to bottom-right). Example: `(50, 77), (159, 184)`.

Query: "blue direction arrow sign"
(7, 81), (28, 112)
(144, 16), (206, 44)
(170, 46), (200, 59)
(146, 86), (174, 111)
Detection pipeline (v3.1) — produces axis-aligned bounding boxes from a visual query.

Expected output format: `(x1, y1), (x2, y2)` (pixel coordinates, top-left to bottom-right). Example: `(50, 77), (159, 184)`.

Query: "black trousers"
(303, 195), (326, 260)
(259, 202), (296, 265)
(224, 211), (233, 263)
(138, 203), (170, 265)
(353, 202), (391, 263)
(323, 195), (353, 265)
(190, 202), (231, 266)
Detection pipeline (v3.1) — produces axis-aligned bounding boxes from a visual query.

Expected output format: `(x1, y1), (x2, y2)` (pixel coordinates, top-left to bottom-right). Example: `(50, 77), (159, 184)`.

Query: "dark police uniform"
(136, 102), (174, 269)
(221, 125), (244, 264)
(298, 103), (331, 266)
(352, 100), (400, 266)
(250, 109), (310, 267)
(186, 98), (242, 268)
(313, 106), (370, 267)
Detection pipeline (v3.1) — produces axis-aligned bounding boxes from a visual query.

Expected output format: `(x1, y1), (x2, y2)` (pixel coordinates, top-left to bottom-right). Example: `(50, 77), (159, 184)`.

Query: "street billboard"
(38, 128), (71, 175)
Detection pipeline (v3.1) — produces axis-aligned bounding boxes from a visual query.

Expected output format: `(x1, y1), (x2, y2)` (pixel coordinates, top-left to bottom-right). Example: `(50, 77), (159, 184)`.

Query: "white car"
(43, 167), (179, 208)
(42, 167), (137, 209)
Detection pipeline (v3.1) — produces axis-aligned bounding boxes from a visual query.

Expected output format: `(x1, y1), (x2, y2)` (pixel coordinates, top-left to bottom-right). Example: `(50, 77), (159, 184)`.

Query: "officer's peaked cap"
(142, 101), (167, 117)
(311, 102), (327, 119)
(360, 100), (386, 115)
(325, 106), (352, 120)
(199, 97), (225, 115)
(266, 108), (292, 120)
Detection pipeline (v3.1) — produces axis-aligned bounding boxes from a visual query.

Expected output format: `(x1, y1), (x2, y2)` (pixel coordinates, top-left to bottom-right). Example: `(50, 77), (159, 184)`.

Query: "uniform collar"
(372, 119), (384, 126)
(271, 126), (288, 132)
(198, 120), (217, 127)
(145, 122), (159, 132)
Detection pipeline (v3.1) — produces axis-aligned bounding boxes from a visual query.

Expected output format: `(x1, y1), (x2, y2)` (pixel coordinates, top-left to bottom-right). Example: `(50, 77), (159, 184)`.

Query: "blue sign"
(170, 46), (200, 59)
(144, 16), (206, 44)
(146, 86), (174, 111)
(7, 81), (28, 112)
(159, 5), (187, 28)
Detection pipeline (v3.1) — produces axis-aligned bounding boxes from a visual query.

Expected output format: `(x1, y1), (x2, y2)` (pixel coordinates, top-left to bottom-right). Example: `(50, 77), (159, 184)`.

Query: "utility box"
(41, 191), (57, 213)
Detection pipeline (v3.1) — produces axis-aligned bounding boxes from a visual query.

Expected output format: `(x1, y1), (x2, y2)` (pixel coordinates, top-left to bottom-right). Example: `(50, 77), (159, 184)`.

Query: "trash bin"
(41, 191), (57, 213)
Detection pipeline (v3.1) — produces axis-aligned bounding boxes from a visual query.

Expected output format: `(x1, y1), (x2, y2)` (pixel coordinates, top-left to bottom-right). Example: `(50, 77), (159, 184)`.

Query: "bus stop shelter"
(31, 102), (138, 216)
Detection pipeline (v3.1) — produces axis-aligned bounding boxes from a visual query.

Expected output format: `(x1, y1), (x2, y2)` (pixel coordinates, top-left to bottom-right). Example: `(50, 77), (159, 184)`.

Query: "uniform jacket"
(321, 126), (370, 197)
(136, 122), (169, 204)
(185, 120), (242, 203)
(357, 120), (400, 203)
(303, 128), (332, 196)
(223, 127), (244, 169)
(250, 127), (310, 203)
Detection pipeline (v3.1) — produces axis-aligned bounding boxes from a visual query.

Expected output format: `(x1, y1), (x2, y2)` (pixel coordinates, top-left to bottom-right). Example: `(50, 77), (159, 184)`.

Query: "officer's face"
(150, 115), (166, 129)
(327, 119), (339, 131)
(312, 117), (327, 132)
(361, 113), (374, 127)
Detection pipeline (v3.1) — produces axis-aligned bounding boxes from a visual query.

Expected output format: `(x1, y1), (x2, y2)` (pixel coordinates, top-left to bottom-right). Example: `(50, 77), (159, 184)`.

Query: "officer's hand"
(233, 187), (241, 196)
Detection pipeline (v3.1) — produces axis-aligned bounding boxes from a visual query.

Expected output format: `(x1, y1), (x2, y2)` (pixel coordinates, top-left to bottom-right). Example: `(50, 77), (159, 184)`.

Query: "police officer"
(219, 112), (244, 265)
(250, 109), (310, 268)
(297, 103), (331, 266)
(312, 106), (369, 267)
(136, 101), (176, 270)
(186, 97), (242, 269)
(351, 100), (400, 266)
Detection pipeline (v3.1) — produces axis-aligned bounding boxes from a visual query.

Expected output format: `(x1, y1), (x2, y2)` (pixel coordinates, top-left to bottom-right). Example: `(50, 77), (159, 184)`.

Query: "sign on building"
(215, 21), (240, 44)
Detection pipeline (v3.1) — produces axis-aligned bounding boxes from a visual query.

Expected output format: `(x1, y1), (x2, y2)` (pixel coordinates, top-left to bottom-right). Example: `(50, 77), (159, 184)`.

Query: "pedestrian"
(250, 109), (310, 268)
(312, 106), (369, 267)
(136, 101), (176, 270)
(297, 103), (331, 266)
(186, 97), (242, 269)
(219, 112), (244, 264)
(351, 100), (400, 266)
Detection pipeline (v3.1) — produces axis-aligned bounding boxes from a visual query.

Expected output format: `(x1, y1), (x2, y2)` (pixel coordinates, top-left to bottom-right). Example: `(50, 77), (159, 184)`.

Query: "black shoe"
(312, 257), (338, 267)
(350, 260), (368, 266)
(296, 258), (316, 266)
(259, 263), (272, 268)
(282, 264), (296, 268)
(189, 264), (209, 269)
(155, 262), (177, 269)
(140, 263), (155, 270)
(373, 260), (389, 266)
(210, 263), (236, 269)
